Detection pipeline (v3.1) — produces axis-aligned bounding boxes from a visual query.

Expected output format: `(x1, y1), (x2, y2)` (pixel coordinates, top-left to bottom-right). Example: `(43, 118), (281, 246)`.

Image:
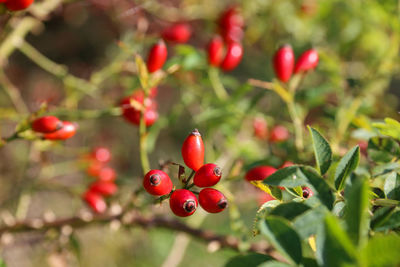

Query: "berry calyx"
(207, 36), (224, 67)
(147, 40), (168, 73)
(193, 163), (222, 187)
(220, 42), (243, 71)
(89, 181), (118, 197)
(32, 116), (63, 133)
(294, 49), (319, 74)
(181, 129), (205, 172)
(169, 189), (198, 217)
(245, 166), (277, 181)
(143, 170), (173, 196)
(269, 125), (289, 143)
(43, 121), (77, 140)
(199, 188), (227, 213)
(162, 23), (192, 43)
(273, 44), (295, 83)
(83, 190), (107, 213)
(302, 186), (314, 198)
(5, 0), (34, 11)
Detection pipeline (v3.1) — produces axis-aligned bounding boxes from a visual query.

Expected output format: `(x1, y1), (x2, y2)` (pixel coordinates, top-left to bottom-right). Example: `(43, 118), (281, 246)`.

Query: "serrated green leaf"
(360, 234), (400, 267)
(259, 216), (303, 265)
(224, 253), (273, 267)
(252, 200), (281, 236)
(308, 126), (332, 175)
(316, 215), (357, 267)
(344, 177), (370, 246)
(383, 172), (400, 200)
(269, 202), (310, 221)
(334, 146), (360, 191)
(293, 206), (327, 239)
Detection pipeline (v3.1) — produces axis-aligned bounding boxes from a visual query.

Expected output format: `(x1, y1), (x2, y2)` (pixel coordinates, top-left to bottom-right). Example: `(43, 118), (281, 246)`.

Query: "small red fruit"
(169, 189), (198, 217)
(181, 129), (205, 171)
(219, 6), (244, 34)
(269, 125), (289, 143)
(193, 163), (222, 187)
(245, 166), (277, 182)
(89, 181), (118, 197)
(253, 117), (268, 140)
(120, 92), (158, 127)
(147, 40), (168, 73)
(280, 161), (294, 168)
(5, 0), (34, 11)
(87, 161), (105, 177)
(199, 188), (227, 213)
(162, 23), (192, 43)
(302, 186), (314, 198)
(143, 170), (173, 196)
(294, 49), (319, 74)
(83, 190), (107, 213)
(220, 42), (243, 71)
(43, 121), (77, 140)
(32, 116), (63, 133)
(91, 147), (111, 163)
(98, 167), (117, 182)
(207, 36), (225, 67)
(273, 45), (295, 83)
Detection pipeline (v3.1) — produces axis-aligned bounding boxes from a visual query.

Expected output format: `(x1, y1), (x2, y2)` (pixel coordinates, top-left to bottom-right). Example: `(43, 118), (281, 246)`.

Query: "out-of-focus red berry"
(257, 192), (276, 205)
(162, 23), (192, 43)
(87, 161), (105, 177)
(32, 116), (63, 133)
(245, 166), (277, 182)
(120, 91), (158, 127)
(218, 6), (244, 42)
(43, 121), (77, 140)
(220, 42), (243, 71)
(207, 36), (225, 67)
(98, 167), (117, 182)
(91, 147), (111, 163)
(83, 190), (107, 213)
(253, 117), (268, 140)
(147, 40), (168, 73)
(269, 125), (289, 143)
(89, 181), (118, 197)
(280, 161), (294, 168)
(273, 45), (295, 83)
(5, 0), (34, 11)
(294, 49), (319, 74)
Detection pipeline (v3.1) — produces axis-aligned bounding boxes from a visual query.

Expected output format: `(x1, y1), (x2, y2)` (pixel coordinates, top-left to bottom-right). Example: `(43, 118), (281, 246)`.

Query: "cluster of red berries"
(82, 147), (118, 213)
(31, 116), (77, 140)
(273, 45), (319, 83)
(207, 6), (244, 71)
(0, 0), (33, 11)
(245, 162), (313, 204)
(143, 129), (228, 217)
(253, 117), (289, 143)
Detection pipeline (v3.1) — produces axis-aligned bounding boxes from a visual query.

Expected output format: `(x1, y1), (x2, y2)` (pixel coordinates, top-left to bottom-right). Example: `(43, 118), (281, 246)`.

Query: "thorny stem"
(208, 67), (229, 100)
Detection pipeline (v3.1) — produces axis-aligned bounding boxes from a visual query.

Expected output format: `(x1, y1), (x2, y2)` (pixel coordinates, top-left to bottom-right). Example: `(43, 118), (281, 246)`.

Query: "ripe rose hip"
(253, 117), (268, 140)
(273, 44), (294, 83)
(220, 42), (243, 71)
(199, 188), (227, 213)
(162, 23), (192, 43)
(147, 40), (168, 73)
(143, 170), (173, 196)
(98, 167), (117, 182)
(91, 147), (111, 163)
(89, 181), (118, 197)
(280, 161), (294, 168)
(207, 36), (224, 67)
(219, 6), (244, 33)
(181, 129), (205, 171)
(32, 116), (63, 133)
(245, 166), (277, 181)
(5, 0), (34, 11)
(193, 163), (222, 187)
(169, 189), (198, 217)
(269, 125), (289, 143)
(83, 190), (107, 213)
(43, 121), (77, 140)
(294, 49), (319, 74)
(120, 92), (158, 127)
(302, 186), (314, 198)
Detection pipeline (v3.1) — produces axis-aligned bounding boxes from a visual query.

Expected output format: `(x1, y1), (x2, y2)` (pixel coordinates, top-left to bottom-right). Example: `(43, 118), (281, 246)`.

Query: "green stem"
(286, 98), (304, 152)
(208, 67), (228, 100)
(184, 170), (195, 188)
(139, 112), (150, 176)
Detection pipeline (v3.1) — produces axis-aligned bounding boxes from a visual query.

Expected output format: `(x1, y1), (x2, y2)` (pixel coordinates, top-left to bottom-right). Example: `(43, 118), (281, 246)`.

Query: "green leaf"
(252, 200), (281, 236)
(259, 216), (303, 265)
(370, 206), (395, 230)
(383, 172), (400, 200)
(316, 215), (357, 267)
(367, 137), (400, 163)
(334, 146), (360, 191)
(258, 261), (292, 267)
(269, 186), (283, 201)
(308, 126), (332, 175)
(360, 234), (400, 267)
(269, 202), (310, 221)
(262, 166), (307, 188)
(344, 177), (370, 246)
(374, 211), (400, 231)
(224, 253), (273, 267)
(0, 259), (6, 267)
(135, 54), (149, 90)
(372, 117), (400, 141)
(293, 206), (327, 239)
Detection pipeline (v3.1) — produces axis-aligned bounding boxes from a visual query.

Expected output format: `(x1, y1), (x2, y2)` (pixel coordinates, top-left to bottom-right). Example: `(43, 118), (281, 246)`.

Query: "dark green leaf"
(360, 234), (400, 267)
(370, 206), (395, 230)
(293, 206), (327, 239)
(224, 253), (273, 267)
(308, 126), (332, 175)
(270, 186), (283, 201)
(259, 216), (303, 265)
(316, 215), (357, 267)
(367, 137), (400, 163)
(301, 257), (319, 267)
(262, 166), (307, 188)
(269, 202), (310, 221)
(334, 146), (360, 191)
(258, 261), (292, 267)
(374, 211), (400, 231)
(383, 172), (400, 200)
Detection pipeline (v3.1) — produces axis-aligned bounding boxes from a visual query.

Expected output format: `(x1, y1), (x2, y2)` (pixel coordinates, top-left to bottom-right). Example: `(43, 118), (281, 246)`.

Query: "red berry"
(193, 163), (222, 187)
(83, 190), (107, 213)
(222, 26), (244, 43)
(43, 121), (77, 140)
(269, 125), (289, 143)
(32, 116), (63, 133)
(98, 167), (117, 182)
(219, 6), (244, 34)
(169, 189), (198, 217)
(199, 188), (227, 213)
(147, 40), (168, 73)
(258, 192), (276, 205)
(294, 49), (319, 74)
(120, 91), (158, 127)
(143, 170), (173, 196)
(181, 129), (205, 171)
(253, 117), (268, 140)
(87, 161), (105, 177)
(273, 45), (294, 83)
(5, 0), (34, 11)
(89, 181), (118, 197)
(245, 166), (277, 182)
(220, 42), (243, 71)
(302, 186), (313, 198)
(280, 161), (294, 168)
(162, 23), (192, 43)
(91, 147), (111, 163)
(207, 36), (225, 67)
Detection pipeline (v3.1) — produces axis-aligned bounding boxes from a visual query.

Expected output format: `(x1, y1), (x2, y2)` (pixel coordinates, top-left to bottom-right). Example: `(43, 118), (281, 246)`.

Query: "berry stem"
(184, 170), (196, 189)
(208, 67), (228, 100)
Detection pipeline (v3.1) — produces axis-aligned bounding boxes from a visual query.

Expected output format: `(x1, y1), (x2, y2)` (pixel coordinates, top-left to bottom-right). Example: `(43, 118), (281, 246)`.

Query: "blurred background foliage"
(0, 0), (399, 266)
